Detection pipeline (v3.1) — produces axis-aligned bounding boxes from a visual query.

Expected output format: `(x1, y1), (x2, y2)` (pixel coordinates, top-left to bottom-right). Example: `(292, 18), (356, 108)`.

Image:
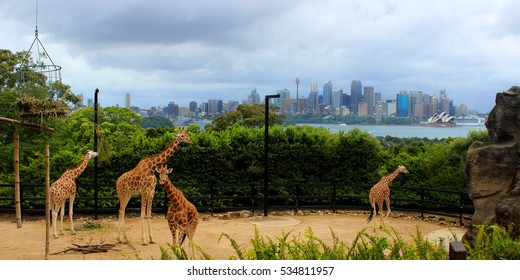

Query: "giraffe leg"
(385, 196), (391, 217)
(140, 194), (149, 245)
(379, 202), (385, 228)
(51, 203), (60, 239)
(146, 192), (156, 244)
(68, 195), (76, 235)
(371, 202), (377, 232)
(59, 201), (66, 235)
(117, 195), (131, 244)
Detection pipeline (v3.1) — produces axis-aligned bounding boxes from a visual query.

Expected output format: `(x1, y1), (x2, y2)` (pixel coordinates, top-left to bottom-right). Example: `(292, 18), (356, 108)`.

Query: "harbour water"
(193, 121), (486, 139)
(297, 123), (486, 139)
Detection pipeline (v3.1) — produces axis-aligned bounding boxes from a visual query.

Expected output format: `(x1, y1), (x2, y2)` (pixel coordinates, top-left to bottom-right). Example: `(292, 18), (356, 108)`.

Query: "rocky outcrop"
(463, 86), (520, 246)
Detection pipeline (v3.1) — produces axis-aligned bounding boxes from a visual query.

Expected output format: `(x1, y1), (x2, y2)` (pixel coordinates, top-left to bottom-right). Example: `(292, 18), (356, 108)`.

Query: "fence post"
(295, 184), (300, 214)
(459, 192), (464, 226)
(449, 241), (467, 260)
(332, 183), (337, 214)
(420, 188), (425, 220)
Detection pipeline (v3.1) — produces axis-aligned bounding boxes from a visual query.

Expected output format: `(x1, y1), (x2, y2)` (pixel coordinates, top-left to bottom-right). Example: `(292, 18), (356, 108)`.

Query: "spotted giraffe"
(156, 165), (199, 246)
(50, 150), (98, 238)
(116, 128), (192, 245)
(367, 165), (409, 231)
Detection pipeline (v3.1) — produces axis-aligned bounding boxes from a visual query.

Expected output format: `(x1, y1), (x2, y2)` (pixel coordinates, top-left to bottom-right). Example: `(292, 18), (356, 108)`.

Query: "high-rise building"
(396, 91), (409, 117)
(331, 89), (343, 108)
(323, 81), (332, 106)
(364, 86), (375, 116)
(189, 101), (198, 112)
(276, 89), (290, 107)
(409, 91), (423, 118)
(350, 80), (362, 115)
(125, 93), (131, 109)
(208, 99), (222, 114)
(306, 83), (319, 113)
(167, 102), (179, 116)
(249, 88), (261, 104)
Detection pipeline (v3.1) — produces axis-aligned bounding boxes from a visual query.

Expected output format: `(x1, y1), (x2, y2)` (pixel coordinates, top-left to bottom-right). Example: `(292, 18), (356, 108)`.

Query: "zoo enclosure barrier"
(0, 182), (474, 225)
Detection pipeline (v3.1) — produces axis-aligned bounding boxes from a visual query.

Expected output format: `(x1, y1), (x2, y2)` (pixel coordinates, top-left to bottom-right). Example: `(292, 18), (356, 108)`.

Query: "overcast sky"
(2, 0), (520, 113)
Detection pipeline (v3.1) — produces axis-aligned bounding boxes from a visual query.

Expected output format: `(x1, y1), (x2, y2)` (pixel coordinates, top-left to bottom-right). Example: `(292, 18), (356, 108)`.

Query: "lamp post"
(93, 88), (99, 220)
(264, 93), (280, 217)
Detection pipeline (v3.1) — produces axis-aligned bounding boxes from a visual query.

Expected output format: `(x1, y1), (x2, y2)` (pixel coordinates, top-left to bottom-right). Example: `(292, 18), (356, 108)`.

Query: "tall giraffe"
(367, 165), (409, 231)
(50, 150), (98, 238)
(116, 127), (192, 245)
(156, 165), (199, 246)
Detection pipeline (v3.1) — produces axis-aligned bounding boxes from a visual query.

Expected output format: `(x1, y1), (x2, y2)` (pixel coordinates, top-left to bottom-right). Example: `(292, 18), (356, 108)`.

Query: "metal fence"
(0, 182), (474, 225)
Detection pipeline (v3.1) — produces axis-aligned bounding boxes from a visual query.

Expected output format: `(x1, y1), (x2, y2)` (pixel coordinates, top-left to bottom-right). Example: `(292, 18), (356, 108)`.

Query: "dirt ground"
(0, 210), (467, 260)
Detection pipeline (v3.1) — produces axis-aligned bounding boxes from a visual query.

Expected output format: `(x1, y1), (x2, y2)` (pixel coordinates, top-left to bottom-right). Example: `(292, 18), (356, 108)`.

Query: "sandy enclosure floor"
(0, 211), (466, 260)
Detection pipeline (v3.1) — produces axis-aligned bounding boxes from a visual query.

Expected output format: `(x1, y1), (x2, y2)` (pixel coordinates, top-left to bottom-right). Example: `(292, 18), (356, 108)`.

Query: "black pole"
(264, 94), (280, 217)
(93, 88), (99, 220)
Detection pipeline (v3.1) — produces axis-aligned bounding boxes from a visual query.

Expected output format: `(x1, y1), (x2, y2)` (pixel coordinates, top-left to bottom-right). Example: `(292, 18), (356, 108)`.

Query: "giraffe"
(116, 127), (192, 245)
(50, 150), (98, 238)
(156, 165), (199, 246)
(367, 165), (409, 231)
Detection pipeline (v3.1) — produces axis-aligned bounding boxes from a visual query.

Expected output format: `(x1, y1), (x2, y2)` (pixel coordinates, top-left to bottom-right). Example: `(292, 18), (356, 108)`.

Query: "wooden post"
(44, 144), (50, 260)
(449, 241), (467, 260)
(14, 131), (22, 228)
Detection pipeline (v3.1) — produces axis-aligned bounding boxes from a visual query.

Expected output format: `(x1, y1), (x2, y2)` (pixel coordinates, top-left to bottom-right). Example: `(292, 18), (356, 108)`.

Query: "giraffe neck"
(150, 137), (180, 169)
(68, 154), (92, 179)
(384, 168), (402, 184)
(163, 177), (183, 203)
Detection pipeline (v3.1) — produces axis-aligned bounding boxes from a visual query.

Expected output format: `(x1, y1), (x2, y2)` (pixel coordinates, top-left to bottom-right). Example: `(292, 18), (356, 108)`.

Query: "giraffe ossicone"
(367, 165), (409, 231)
(50, 150), (98, 238)
(116, 128), (192, 245)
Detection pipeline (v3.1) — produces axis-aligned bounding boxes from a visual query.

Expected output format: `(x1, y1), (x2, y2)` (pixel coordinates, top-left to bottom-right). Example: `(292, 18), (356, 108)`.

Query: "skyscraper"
(306, 83), (319, 113)
(396, 91), (409, 117)
(364, 86), (374, 116)
(350, 80), (362, 115)
(323, 81), (332, 106)
(125, 93), (131, 109)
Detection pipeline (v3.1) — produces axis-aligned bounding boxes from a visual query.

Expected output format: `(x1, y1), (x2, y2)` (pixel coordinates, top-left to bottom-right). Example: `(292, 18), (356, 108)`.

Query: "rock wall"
(463, 86), (520, 246)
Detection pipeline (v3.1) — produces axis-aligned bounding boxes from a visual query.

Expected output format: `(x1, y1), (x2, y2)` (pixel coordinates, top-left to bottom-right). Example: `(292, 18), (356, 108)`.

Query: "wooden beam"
(0, 117), (54, 132)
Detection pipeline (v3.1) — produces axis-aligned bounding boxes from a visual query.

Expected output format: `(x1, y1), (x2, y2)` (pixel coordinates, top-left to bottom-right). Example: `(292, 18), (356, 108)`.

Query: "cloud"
(1, 0), (519, 113)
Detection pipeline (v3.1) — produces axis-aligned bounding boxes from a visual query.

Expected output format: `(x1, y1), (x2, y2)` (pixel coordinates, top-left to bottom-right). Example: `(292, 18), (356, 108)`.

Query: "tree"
(206, 104), (284, 131)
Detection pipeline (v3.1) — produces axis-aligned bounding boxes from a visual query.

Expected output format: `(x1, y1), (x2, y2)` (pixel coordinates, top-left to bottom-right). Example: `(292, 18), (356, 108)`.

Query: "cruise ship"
(453, 115), (486, 126)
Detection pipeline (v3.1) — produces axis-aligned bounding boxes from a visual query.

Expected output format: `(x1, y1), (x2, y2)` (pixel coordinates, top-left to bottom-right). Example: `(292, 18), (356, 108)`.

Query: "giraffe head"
(397, 165), (409, 174)
(156, 165), (173, 185)
(175, 128), (193, 145)
(86, 150), (99, 159)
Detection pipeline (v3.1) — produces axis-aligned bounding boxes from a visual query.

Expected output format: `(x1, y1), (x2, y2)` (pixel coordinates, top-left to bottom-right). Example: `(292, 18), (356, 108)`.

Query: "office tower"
(386, 100), (397, 116)
(228, 100), (239, 111)
(306, 83), (319, 112)
(208, 99), (222, 114)
(331, 89), (343, 108)
(350, 80), (362, 115)
(167, 102), (179, 116)
(364, 86), (374, 116)
(396, 91), (409, 117)
(323, 81), (332, 106)
(189, 101), (198, 112)
(409, 91), (424, 118)
(276, 89), (290, 107)
(358, 102), (368, 117)
(125, 93), (131, 109)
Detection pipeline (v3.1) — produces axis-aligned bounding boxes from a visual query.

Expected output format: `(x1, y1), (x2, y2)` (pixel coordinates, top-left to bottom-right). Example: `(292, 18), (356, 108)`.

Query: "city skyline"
(101, 78), (470, 121)
(3, 1), (520, 114)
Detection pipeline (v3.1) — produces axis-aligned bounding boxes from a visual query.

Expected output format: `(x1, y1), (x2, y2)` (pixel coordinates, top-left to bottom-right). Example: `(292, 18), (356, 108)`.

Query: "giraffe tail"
(181, 233), (187, 245)
(367, 208), (374, 223)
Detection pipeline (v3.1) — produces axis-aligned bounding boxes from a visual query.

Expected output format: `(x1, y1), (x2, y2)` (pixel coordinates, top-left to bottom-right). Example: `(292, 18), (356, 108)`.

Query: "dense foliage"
(0, 104), (489, 211)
